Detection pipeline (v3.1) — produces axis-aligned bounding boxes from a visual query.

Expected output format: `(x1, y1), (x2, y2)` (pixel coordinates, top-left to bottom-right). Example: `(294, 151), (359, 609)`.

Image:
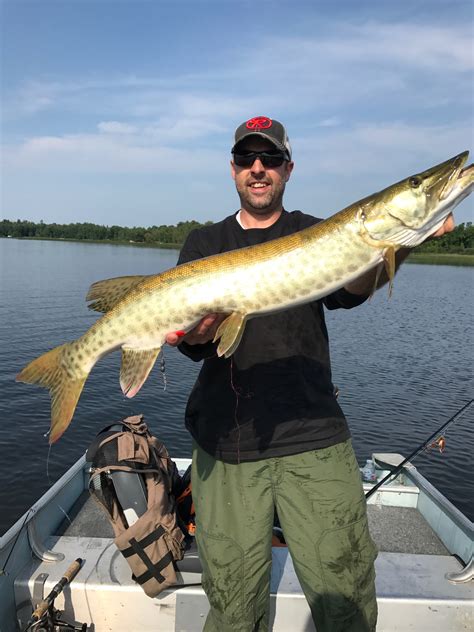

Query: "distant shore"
(2, 236), (474, 266)
(0, 235), (182, 249)
(406, 252), (474, 266)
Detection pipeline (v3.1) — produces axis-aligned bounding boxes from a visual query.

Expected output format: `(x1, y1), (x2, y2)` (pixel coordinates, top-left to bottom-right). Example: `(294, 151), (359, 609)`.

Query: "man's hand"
(428, 212), (455, 239)
(165, 313), (227, 347)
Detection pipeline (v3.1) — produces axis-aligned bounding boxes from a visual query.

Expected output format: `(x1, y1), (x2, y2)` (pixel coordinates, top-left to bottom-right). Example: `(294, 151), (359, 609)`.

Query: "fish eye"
(409, 176), (422, 188)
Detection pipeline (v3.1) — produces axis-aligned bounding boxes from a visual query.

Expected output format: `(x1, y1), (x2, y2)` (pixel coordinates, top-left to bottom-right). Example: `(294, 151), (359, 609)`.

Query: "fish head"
(363, 151), (473, 247)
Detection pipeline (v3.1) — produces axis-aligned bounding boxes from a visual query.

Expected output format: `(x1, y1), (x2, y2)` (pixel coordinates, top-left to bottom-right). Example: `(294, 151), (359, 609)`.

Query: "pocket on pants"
(197, 530), (245, 619)
(317, 515), (377, 621)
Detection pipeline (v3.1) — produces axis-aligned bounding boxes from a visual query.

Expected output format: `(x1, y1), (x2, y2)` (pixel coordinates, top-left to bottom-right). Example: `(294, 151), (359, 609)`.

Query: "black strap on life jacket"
(132, 549), (175, 586)
(121, 524), (174, 585)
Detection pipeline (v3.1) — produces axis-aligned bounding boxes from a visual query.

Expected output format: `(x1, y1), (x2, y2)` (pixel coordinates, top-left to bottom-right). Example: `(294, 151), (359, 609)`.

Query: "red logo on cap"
(246, 116), (272, 130)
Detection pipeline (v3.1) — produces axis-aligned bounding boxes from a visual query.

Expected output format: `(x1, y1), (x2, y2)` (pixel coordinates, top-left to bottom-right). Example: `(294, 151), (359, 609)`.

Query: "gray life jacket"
(87, 414), (186, 597)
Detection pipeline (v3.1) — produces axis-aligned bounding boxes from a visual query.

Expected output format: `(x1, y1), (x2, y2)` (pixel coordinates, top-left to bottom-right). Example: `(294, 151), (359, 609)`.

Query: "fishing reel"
(23, 559), (89, 632)
(25, 606), (88, 632)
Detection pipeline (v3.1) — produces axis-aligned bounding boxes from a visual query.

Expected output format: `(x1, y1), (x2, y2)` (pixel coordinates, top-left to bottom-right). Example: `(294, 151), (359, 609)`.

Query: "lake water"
(0, 238), (473, 535)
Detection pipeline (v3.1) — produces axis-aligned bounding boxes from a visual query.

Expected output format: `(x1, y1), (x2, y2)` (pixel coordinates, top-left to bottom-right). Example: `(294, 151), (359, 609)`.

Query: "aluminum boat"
(0, 453), (472, 631)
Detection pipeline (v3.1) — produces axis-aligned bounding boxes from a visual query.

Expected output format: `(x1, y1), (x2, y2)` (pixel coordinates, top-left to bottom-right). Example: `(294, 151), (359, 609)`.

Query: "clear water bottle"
(361, 458), (377, 482)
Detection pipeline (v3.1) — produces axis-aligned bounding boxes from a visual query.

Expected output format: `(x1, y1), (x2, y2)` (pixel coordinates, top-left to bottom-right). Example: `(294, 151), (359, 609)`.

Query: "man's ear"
(230, 159), (236, 181)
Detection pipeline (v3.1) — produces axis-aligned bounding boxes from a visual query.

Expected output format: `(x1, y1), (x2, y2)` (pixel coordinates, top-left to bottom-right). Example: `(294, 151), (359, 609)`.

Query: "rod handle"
(27, 558), (83, 625)
(61, 557), (83, 584)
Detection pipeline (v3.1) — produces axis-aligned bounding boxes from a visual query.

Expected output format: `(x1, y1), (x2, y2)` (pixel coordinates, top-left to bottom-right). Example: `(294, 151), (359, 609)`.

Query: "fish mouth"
(437, 151), (469, 200)
(421, 152), (472, 237)
(458, 162), (474, 184)
(447, 161), (474, 205)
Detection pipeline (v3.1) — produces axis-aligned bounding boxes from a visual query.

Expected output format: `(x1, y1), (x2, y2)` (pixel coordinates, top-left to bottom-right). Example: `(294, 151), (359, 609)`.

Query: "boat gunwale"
(2, 452), (472, 555)
(0, 454), (86, 549)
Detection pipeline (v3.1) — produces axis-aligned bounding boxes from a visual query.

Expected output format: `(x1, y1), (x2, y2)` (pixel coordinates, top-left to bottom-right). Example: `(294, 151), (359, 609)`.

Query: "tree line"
(411, 221), (473, 254)
(0, 218), (473, 253)
(0, 219), (212, 246)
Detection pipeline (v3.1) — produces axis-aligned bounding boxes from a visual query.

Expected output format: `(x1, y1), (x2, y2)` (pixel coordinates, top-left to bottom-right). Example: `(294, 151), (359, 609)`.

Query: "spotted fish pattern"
(16, 152), (473, 442)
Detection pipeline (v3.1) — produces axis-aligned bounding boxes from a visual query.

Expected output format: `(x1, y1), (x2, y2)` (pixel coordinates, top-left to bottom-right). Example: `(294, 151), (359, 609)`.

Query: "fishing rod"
(23, 558), (87, 631)
(365, 398), (473, 500)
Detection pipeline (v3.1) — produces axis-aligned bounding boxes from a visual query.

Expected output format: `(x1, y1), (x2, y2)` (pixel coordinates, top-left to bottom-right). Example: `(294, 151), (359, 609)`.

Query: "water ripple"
(0, 239), (473, 534)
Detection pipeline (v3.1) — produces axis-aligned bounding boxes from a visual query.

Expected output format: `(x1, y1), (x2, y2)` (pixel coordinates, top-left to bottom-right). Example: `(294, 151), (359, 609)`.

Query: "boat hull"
(1, 454), (472, 632)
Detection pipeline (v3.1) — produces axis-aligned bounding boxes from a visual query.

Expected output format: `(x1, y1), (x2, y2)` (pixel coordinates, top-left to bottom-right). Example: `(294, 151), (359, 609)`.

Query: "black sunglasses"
(232, 151), (287, 168)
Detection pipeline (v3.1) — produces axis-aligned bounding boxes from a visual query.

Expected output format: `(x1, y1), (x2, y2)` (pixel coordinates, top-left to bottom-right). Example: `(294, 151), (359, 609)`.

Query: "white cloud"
(294, 121), (473, 177)
(231, 21), (473, 113)
(5, 118), (470, 184)
(2, 15), (472, 225)
(5, 20), (471, 124)
(257, 21), (473, 73)
(304, 21), (473, 71)
(3, 132), (223, 174)
(98, 121), (137, 134)
(318, 117), (341, 128)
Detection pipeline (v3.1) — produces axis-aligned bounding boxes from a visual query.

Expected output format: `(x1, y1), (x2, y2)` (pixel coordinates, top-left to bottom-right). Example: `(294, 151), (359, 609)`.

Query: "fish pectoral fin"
(383, 246), (396, 297)
(357, 210), (399, 298)
(87, 275), (148, 313)
(120, 346), (161, 398)
(213, 312), (247, 358)
(368, 262), (384, 300)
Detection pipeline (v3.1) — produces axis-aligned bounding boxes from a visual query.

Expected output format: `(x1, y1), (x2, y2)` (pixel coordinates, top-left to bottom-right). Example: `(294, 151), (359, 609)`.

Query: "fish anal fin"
(120, 347), (161, 398)
(87, 275), (147, 313)
(213, 312), (247, 358)
(383, 246), (396, 297)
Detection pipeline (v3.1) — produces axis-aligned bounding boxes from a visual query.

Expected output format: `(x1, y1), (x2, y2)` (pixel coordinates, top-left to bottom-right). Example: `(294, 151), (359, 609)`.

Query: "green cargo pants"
(191, 439), (377, 632)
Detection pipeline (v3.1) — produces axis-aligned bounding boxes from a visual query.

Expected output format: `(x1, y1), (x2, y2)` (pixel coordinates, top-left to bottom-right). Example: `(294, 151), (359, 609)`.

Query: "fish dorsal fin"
(86, 275), (147, 313)
(214, 312), (247, 358)
(120, 346), (161, 398)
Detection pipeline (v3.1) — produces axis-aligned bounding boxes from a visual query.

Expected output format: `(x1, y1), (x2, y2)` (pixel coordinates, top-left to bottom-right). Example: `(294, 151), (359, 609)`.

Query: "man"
(166, 116), (454, 632)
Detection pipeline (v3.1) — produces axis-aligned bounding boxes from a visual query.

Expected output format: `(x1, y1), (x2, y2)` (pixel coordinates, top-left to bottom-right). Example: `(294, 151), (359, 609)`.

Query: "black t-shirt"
(177, 210), (367, 463)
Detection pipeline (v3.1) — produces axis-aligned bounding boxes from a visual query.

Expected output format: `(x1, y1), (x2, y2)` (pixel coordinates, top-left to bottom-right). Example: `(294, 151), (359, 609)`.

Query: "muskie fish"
(17, 152), (473, 443)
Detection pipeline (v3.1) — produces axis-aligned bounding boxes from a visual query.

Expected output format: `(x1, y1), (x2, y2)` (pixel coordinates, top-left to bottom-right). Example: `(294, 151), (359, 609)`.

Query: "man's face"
(231, 137), (294, 215)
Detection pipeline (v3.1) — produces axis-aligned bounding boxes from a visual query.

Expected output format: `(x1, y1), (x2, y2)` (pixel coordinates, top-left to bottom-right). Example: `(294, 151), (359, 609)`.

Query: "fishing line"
(3, 417), (74, 569)
(45, 442), (73, 528)
(0, 508), (35, 575)
(46, 443), (53, 484)
(365, 398), (473, 500)
(159, 348), (167, 391)
(229, 357), (254, 465)
(229, 357), (242, 464)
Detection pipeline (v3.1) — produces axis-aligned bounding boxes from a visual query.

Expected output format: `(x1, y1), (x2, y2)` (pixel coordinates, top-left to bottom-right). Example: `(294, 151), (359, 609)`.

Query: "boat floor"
(14, 531), (471, 632)
(57, 491), (450, 556)
(13, 490), (473, 631)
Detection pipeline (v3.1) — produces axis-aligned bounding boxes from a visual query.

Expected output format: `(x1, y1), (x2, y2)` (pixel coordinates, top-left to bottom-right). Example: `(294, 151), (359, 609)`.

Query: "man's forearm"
(178, 340), (217, 362)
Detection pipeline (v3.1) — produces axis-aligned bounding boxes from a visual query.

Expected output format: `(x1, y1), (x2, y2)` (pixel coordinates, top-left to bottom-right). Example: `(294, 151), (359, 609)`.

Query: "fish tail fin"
(16, 343), (88, 444)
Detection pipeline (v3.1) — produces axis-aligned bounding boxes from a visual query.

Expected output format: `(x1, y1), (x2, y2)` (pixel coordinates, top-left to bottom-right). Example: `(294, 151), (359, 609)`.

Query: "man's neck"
(238, 208), (283, 229)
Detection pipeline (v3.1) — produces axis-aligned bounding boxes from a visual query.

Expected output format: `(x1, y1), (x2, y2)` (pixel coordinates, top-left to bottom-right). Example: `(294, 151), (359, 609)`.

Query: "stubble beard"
(236, 181), (286, 215)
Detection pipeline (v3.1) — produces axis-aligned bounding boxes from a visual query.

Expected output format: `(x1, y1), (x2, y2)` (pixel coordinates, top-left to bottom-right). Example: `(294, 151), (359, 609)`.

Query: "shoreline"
(406, 252), (474, 266)
(0, 236), (182, 249)
(2, 236), (473, 266)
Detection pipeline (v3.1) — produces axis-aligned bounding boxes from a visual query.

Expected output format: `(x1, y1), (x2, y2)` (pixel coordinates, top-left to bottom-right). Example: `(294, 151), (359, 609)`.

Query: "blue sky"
(2, 0), (473, 227)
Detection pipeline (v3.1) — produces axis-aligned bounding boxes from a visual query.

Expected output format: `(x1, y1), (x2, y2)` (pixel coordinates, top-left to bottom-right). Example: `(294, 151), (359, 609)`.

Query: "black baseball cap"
(232, 116), (292, 160)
